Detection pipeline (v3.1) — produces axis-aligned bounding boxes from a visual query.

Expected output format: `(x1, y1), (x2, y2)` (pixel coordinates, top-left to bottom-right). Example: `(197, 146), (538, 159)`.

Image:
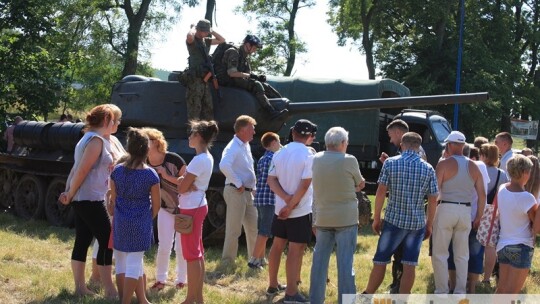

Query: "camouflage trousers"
(228, 78), (280, 110)
(186, 76), (214, 121)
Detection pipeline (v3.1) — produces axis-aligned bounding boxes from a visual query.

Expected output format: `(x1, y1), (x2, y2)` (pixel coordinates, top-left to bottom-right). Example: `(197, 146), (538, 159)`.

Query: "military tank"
(0, 75), (488, 239)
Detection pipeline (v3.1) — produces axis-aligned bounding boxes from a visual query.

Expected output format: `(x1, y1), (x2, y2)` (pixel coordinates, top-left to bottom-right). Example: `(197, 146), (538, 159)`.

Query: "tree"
(237, 0), (315, 76)
(328, 0), (380, 79)
(328, 0), (540, 138)
(0, 0), (70, 120)
(95, 0), (198, 78)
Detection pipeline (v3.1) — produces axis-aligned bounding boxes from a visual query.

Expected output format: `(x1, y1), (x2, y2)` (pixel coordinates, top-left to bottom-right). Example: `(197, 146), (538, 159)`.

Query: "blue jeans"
(309, 225), (357, 304)
(373, 221), (425, 265)
(498, 244), (534, 269)
(256, 205), (275, 237)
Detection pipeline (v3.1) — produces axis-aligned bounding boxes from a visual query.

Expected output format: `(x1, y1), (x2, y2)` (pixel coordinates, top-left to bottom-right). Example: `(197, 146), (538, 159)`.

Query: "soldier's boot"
(265, 105), (288, 120)
(256, 93), (288, 119)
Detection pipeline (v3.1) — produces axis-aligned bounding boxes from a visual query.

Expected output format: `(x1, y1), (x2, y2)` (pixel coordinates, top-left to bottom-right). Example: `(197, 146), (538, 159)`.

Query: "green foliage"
(237, 0), (314, 76)
(0, 0), (198, 117)
(328, 0), (540, 139)
(0, 0), (70, 120)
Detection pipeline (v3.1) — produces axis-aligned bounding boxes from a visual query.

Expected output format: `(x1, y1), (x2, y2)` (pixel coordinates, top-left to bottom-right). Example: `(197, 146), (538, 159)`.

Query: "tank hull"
(2, 76), (488, 239)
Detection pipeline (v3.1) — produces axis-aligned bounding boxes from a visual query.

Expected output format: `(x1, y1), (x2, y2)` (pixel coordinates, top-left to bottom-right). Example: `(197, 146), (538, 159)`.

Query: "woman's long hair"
(525, 155), (540, 199)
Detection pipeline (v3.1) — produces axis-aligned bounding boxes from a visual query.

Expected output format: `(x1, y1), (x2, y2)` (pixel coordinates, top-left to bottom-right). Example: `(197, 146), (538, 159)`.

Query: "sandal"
(151, 281), (166, 291)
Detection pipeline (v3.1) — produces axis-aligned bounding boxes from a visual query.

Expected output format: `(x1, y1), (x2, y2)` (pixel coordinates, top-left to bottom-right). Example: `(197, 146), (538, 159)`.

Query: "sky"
(149, 0), (370, 80)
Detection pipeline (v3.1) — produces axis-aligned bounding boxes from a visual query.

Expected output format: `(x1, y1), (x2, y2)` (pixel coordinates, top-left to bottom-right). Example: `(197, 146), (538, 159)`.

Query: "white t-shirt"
(471, 160), (490, 219)
(178, 152), (213, 209)
(496, 185), (537, 252)
(499, 149), (513, 176)
(268, 142), (313, 218)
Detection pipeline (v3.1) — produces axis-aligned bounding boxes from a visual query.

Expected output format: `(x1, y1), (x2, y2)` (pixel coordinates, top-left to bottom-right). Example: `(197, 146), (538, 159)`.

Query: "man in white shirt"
(266, 119), (316, 303)
(220, 115), (258, 263)
(494, 132), (513, 173)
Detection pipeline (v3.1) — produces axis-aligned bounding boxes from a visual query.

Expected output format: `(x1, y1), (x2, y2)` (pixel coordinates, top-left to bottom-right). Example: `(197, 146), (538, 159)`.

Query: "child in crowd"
(248, 132), (282, 269)
(108, 128), (161, 304)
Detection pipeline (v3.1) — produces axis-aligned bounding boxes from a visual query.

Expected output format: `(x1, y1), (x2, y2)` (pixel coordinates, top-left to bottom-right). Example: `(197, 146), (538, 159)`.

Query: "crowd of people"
(59, 100), (540, 304)
(52, 18), (540, 304)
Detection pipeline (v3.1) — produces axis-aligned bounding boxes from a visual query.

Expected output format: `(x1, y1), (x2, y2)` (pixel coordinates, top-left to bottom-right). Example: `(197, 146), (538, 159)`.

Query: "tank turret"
(112, 76), (487, 139)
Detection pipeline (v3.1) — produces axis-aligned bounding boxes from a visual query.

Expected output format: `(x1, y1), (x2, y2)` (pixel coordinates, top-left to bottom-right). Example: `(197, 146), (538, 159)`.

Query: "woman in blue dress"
(109, 128), (161, 304)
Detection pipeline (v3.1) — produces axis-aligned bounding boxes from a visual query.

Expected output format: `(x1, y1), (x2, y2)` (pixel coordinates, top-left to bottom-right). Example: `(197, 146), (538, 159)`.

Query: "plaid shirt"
(254, 150), (275, 206)
(378, 150), (438, 230)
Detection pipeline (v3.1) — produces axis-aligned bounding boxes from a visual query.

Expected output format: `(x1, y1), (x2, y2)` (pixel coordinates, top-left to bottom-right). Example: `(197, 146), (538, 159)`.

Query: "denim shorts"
(373, 221), (425, 266)
(256, 205), (275, 237)
(448, 228), (485, 274)
(497, 244), (534, 269)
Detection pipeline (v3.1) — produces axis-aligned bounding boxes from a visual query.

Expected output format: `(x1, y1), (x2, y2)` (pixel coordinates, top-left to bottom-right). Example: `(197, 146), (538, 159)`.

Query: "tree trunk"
(361, 0), (378, 79)
(121, 25), (141, 77)
(120, 0), (152, 78)
(284, 0), (300, 76)
(205, 0), (216, 24)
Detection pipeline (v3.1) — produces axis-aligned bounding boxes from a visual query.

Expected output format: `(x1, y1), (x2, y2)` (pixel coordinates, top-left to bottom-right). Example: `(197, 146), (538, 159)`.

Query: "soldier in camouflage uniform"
(185, 19), (225, 120)
(215, 35), (287, 120)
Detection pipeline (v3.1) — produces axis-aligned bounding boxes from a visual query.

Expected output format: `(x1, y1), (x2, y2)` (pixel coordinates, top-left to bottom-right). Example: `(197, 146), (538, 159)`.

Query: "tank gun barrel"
(286, 92), (488, 115)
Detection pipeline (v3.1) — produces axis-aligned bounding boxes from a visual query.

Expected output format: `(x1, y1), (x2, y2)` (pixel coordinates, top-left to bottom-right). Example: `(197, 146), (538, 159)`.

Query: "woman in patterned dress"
(178, 120), (218, 304)
(108, 128), (161, 304)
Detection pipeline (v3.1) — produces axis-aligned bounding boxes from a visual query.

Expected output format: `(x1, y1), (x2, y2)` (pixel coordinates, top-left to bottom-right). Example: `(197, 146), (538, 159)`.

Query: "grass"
(1, 207), (540, 304)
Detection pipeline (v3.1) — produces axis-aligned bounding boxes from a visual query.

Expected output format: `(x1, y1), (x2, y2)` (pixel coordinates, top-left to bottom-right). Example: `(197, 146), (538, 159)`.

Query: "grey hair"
(325, 127), (349, 148)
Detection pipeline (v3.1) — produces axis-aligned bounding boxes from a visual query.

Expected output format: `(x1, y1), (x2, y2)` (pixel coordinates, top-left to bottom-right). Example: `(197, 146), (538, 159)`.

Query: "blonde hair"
(107, 104), (122, 121)
(507, 154), (533, 181)
(141, 127), (168, 153)
(233, 115), (257, 133)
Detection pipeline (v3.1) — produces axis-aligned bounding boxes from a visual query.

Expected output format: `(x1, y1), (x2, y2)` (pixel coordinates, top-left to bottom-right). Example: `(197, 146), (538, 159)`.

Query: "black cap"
(244, 34), (263, 48)
(293, 119), (317, 135)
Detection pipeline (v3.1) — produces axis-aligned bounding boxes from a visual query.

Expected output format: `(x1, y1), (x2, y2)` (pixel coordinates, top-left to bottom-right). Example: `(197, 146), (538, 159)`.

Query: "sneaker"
(266, 284), (286, 296)
(150, 281), (165, 291)
(260, 257), (268, 266)
(283, 292), (310, 303)
(248, 261), (263, 270)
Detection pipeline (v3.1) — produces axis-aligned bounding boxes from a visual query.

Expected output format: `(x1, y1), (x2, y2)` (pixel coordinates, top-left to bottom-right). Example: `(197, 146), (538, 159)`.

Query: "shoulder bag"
(174, 195), (204, 235)
(476, 184), (503, 247)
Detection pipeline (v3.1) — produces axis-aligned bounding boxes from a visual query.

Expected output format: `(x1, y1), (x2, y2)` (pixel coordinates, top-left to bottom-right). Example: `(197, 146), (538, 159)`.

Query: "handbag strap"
(486, 182), (504, 243)
(177, 193), (205, 216)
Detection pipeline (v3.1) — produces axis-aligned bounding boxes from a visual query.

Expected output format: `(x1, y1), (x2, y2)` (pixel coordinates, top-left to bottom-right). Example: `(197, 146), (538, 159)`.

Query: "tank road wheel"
(204, 189), (227, 238)
(44, 178), (73, 227)
(14, 174), (46, 220)
(357, 191), (372, 228)
(0, 168), (17, 209)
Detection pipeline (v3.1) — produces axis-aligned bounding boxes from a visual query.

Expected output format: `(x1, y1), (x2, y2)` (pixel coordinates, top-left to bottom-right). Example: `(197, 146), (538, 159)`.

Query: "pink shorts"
(180, 205), (208, 262)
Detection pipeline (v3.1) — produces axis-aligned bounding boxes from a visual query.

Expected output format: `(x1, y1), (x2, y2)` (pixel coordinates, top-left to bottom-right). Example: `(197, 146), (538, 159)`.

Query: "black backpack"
(211, 42), (237, 67)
